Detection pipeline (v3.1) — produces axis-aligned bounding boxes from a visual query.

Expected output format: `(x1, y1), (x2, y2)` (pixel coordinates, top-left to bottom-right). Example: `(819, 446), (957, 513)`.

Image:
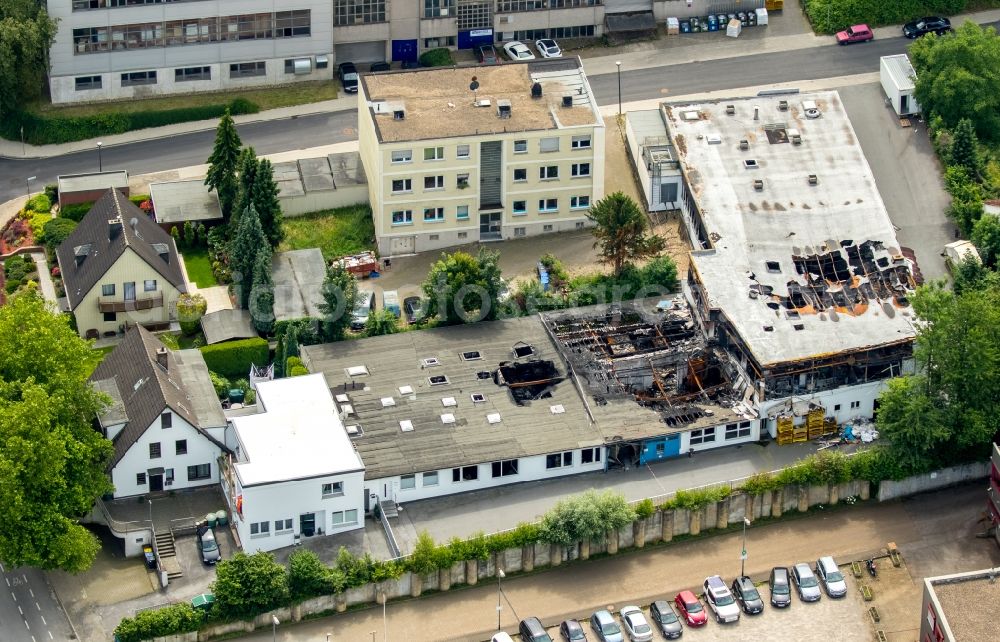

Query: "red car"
(674, 590), (707, 626)
(836, 24), (873, 45)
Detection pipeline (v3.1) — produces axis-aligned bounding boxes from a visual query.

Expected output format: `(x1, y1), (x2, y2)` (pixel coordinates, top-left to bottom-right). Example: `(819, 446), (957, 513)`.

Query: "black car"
(197, 525), (221, 565)
(731, 576), (765, 615)
(559, 618), (587, 641)
(769, 566), (792, 608)
(649, 600), (683, 639)
(903, 16), (951, 38)
(369, 61), (391, 72)
(338, 62), (359, 93)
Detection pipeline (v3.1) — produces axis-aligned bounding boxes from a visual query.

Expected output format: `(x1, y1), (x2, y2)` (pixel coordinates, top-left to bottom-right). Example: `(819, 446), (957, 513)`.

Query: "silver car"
(619, 606), (653, 642)
(792, 562), (822, 602)
(816, 556), (848, 598)
(703, 575), (741, 623)
(590, 610), (623, 642)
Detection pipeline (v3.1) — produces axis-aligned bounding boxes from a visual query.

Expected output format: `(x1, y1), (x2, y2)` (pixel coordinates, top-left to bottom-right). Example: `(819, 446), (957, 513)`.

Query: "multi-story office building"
(48, 0), (334, 103)
(357, 57), (604, 255)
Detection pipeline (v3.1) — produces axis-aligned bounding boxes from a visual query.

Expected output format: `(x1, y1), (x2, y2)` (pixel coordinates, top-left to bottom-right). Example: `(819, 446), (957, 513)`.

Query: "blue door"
(639, 434), (682, 464)
(391, 39), (417, 62)
(458, 28), (494, 50)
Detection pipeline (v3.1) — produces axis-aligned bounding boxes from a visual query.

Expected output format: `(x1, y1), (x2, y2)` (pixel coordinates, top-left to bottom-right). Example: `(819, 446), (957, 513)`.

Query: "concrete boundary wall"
(877, 462), (989, 502)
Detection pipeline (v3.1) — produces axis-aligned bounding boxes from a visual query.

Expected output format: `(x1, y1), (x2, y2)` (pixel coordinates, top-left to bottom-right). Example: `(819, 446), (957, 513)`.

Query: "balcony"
(98, 293), (163, 313)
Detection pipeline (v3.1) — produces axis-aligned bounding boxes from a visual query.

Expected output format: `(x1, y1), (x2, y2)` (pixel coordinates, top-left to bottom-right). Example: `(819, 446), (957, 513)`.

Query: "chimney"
(562, 95), (573, 108)
(108, 218), (122, 241)
(156, 347), (169, 371)
(531, 82), (542, 99)
(753, 106), (759, 121)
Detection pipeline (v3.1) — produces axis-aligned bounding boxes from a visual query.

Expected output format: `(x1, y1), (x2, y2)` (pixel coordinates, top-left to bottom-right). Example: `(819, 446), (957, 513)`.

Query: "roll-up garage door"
(335, 41), (387, 64)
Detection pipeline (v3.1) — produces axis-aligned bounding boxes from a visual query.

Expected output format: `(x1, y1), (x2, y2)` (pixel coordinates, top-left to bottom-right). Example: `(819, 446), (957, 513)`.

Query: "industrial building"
(921, 567), (1000, 642)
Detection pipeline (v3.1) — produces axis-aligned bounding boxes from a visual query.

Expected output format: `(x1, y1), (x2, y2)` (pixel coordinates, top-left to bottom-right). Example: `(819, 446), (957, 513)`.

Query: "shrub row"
(3, 98), (258, 146)
(113, 603), (204, 642)
(801, 0), (969, 34)
(58, 201), (95, 222)
(199, 337), (268, 379)
(418, 48), (454, 67)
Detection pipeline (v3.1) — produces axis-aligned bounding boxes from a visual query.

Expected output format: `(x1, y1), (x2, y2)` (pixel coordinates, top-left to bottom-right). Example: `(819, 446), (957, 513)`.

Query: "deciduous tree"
(0, 290), (113, 572)
(205, 110), (242, 220)
(365, 309), (399, 336)
(586, 191), (665, 277)
(971, 213), (1000, 268)
(0, 2), (57, 119)
(421, 248), (504, 325)
(318, 264), (358, 341)
(211, 551), (288, 618)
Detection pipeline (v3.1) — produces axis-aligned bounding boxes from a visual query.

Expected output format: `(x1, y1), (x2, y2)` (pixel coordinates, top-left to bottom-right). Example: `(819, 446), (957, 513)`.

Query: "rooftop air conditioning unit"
(808, 174), (819, 185)
(476, 98), (491, 108)
(753, 179), (764, 191)
(739, 139), (749, 150)
(778, 100), (788, 111)
(725, 104), (736, 115)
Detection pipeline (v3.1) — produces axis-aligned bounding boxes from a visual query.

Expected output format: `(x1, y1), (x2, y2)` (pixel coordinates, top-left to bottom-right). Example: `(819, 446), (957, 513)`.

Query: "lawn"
(182, 247), (217, 288)
(279, 205), (376, 261)
(27, 81), (339, 119)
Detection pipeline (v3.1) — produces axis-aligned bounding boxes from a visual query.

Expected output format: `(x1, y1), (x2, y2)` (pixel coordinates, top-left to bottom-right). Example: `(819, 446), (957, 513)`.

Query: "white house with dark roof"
(90, 326), (229, 499)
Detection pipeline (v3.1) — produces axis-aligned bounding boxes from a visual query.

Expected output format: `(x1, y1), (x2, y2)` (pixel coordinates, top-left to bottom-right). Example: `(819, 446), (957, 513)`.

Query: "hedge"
(2, 98), (258, 146)
(801, 0), (970, 34)
(43, 218), (77, 251)
(58, 201), (95, 222)
(199, 337), (268, 379)
(113, 603), (204, 642)
(419, 48), (454, 67)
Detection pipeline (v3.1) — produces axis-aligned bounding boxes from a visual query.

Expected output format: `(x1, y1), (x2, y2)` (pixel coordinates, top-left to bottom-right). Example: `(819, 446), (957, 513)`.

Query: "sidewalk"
(6, 6), (999, 160)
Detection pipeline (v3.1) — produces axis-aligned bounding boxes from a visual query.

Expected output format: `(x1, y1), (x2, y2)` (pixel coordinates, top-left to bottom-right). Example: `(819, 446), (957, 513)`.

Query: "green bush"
(211, 551), (288, 619)
(44, 183), (58, 204)
(26, 193), (51, 213)
(43, 217), (76, 251)
(28, 212), (50, 243)
(113, 603), (204, 642)
(539, 490), (636, 546)
(199, 337), (268, 379)
(176, 293), (208, 336)
(3, 99), (260, 146)
(740, 471), (779, 496)
(419, 48), (455, 67)
(209, 371), (230, 398)
(129, 194), (150, 208)
(58, 201), (94, 222)
(289, 365), (309, 376)
(634, 498), (656, 519)
(661, 486), (731, 511)
(801, 0), (969, 34)
(287, 549), (336, 601)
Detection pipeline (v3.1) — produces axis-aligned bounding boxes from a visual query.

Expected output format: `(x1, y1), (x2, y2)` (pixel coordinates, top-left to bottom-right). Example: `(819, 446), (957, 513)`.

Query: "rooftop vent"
(744, 159), (759, 169)
(421, 357), (440, 367)
(346, 365), (369, 377)
(399, 420), (414, 432)
(778, 100), (789, 111)
(461, 351), (482, 361)
(753, 179), (764, 191)
(108, 218), (123, 241)
(471, 393), (486, 403)
(486, 413), (502, 424)
(789, 128), (802, 145)
(550, 404), (566, 414)
(706, 134), (722, 145)
(808, 174), (819, 185)
(398, 385), (414, 395)
(476, 98), (492, 108)
(562, 95), (573, 108)
(73, 244), (91, 267)
(754, 106), (759, 121)
(765, 260), (780, 272)
(380, 397), (396, 408)
(793, 323), (805, 331)
(152, 242), (170, 263)
(739, 139), (749, 150)
(335, 393), (351, 403)
(476, 371), (491, 380)
(442, 396), (457, 407)
(497, 99), (511, 119)
(155, 347), (169, 371)
(725, 104), (736, 115)
(339, 404), (355, 418)
(763, 325), (774, 332)
(428, 375), (449, 386)
(441, 413), (456, 425)
(785, 310), (800, 319)
(345, 424), (364, 437)
(802, 100), (821, 119)
(531, 82), (542, 99)
(682, 110), (700, 121)
(512, 342), (534, 358)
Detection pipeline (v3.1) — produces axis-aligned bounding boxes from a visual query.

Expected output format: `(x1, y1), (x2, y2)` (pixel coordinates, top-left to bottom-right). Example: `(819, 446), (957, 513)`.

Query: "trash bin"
(215, 510), (228, 526)
(205, 513), (217, 528)
(228, 388), (245, 405)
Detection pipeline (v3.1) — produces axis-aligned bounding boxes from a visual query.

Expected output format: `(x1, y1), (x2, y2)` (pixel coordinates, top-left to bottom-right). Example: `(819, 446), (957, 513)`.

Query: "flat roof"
(361, 58), (601, 143)
(929, 570), (1000, 641)
(881, 54), (916, 91)
(301, 315), (602, 480)
(149, 180), (223, 225)
(666, 92), (916, 366)
(272, 249), (326, 322)
(57, 171), (128, 194)
(230, 374), (363, 486)
(200, 309), (258, 345)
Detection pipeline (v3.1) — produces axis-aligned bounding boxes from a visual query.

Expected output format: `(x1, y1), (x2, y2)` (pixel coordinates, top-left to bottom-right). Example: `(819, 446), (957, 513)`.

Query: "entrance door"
(124, 281), (136, 301)
(479, 212), (501, 240)
(149, 473), (163, 492)
(300, 513), (316, 537)
(900, 95), (909, 115)
(391, 39), (418, 62)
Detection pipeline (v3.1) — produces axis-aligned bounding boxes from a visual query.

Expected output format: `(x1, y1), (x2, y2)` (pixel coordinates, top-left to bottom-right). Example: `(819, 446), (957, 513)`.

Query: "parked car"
(835, 24), (873, 45)
(674, 591), (707, 627)
(382, 289), (401, 318)
(477, 44), (500, 64)
(338, 62), (359, 92)
(197, 525), (221, 565)
(769, 566), (792, 608)
(369, 61), (391, 72)
(503, 40), (536, 61)
(815, 556), (848, 598)
(619, 606), (653, 642)
(519, 617), (553, 642)
(403, 296), (424, 324)
(792, 562), (823, 602)
(491, 633), (515, 642)
(559, 619), (588, 641)
(731, 576), (764, 615)
(535, 38), (562, 58)
(903, 16), (951, 38)
(649, 600), (683, 639)
(351, 289), (375, 330)
(703, 575), (740, 623)
(590, 610), (623, 642)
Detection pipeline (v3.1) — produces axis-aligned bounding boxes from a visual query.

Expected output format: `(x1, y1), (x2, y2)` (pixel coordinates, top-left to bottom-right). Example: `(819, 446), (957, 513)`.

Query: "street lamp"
(740, 517), (751, 577)
(25, 176), (36, 199)
(615, 61), (622, 116)
(271, 615), (279, 642)
(97, 141), (103, 172)
(148, 499), (153, 528)
(496, 569), (506, 631)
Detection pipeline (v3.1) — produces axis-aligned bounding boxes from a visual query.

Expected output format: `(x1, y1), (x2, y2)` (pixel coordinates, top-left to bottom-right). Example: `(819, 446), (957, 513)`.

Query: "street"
(0, 564), (75, 642)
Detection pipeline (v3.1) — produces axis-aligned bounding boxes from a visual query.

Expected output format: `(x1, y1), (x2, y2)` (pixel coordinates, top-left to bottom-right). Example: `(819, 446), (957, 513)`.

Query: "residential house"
(358, 57), (605, 255)
(89, 326), (229, 499)
(56, 189), (186, 339)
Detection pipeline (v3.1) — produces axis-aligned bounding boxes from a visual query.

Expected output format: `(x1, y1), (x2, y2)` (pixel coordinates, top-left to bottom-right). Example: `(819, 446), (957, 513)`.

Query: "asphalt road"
(9, 26), (1000, 204)
(0, 564), (75, 642)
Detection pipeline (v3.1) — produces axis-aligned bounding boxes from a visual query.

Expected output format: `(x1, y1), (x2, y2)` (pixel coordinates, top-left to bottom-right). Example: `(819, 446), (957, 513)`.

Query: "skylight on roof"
(442, 397), (457, 407)
(550, 404), (566, 414)
(380, 397), (396, 408)
(335, 393), (351, 403)
(346, 424), (364, 437)
(486, 413), (502, 424)
(346, 365), (369, 377)
(398, 385), (414, 396)
(399, 420), (414, 432)
(421, 357), (440, 367)
(441, 413), (456, 424)
(461, 351), (483, 361)
(428, 375), (449, 386)
(471, 393), (486, 403)
(512, 342), (534, 358)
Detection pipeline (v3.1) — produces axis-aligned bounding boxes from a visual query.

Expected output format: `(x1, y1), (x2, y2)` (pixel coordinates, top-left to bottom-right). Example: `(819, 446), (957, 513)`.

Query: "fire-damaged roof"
(664, 91), (917, 367)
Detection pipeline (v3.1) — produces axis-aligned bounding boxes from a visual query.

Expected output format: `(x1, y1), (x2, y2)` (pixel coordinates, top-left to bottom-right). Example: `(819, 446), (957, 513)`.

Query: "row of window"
(389, 165), (588, 194)
(496, 0), (601, 11)
(690, 421), (754, 445)
(148, 438), (189, 458)
(513, 196), (591, 214)
(390, 205), (469, 225)
(398, 448), (603, 489)
(249, 510), (357, 538)
(388, 136), (590, 165)
(100, 281), (156, 297)
(497, 25), (597, 41)
(72, 11), (310, 54)
(74, 0), (203, 9)
(135, 463), (210, 486)
(335, 0), (386, 26)
(75, 58), (323, 91)
(390, 195), (587, 225)
(513, 163), (591, 181)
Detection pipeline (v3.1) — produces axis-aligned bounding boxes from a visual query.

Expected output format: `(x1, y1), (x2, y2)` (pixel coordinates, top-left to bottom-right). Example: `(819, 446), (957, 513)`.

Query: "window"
(158, 411), (171, 428)
(175, 66), (210, 82)
(149, 442), (161, 459)
(513, 227), (526, 237)
(423, 471), (439, 486)
(284, 58), (313, 74)
(491, 459), (519, 478)
(458, 231), (468, 239)
(539, 165), (559, 180)
(834, 404), (841, 412)
(334, 0), (384, 25)
(545, 451), (573, 469)
(850, 400), (861, 409)
(424, 0), (455, 18)
(571, 163), (591, 177)
(136, 472), (146, 485)
(543, 224), (553, 232)
(457, 144), (470, 159)
(322, 481), (344, 497)
(391, 178), (412, 193)
(423, 36), (457, 47)
(512, 201), (527, 215)
(144, 279), (157, 292)
(497, 0), (545, 11)
(538, 198), (558, 213)
(275, 519), (293, 533)
(424, 175), (444, 190)
(165, 468), (174, 485)
(275, 9), (311, 36)
(250, 521), (270, 537)
(124, 282), (136, 301)
(725, 421), (752, 440)
(103, 311), (117, 322)
(399, 474), (417, 490)
(513, 140), (528, 153)
(513, 168), (527, 182)
(391, 149), (412, 163)
(689, 426), (716, 445)
(456, 205), (469, 220)
(391, 210), (413, 225)
(571, 195), (590, 209)
(75, 75), (102, 91)
(121, 70), (156, 87)
(581, 447), (602, 463)
(187, 463), (211, 480)
(423, 207), (444, 222)
(331, 509), (359, 525)
(424, 146), (444, 161)
(571, 135), (592, 149)
(457, 173), (470, 188)
(230, 61), (266, 78)
(101, 283), (115, 296)
(540, 137), (559, 152)
(452, 465), (478, 482)
(174, 439), (187, 455)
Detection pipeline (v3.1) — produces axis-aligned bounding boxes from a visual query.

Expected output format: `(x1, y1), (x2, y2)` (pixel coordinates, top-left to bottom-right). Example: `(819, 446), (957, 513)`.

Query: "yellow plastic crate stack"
(777, 415), (795, 445)
(806, 408), (826, 440)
